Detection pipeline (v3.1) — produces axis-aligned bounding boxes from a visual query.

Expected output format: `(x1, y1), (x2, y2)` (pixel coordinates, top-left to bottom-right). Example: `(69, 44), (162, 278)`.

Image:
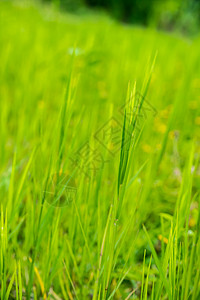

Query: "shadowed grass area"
(0, 1), (200, 299)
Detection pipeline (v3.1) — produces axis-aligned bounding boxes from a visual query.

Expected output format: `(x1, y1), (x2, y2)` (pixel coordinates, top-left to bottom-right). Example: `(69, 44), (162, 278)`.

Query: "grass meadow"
(0, 1), (200, 299)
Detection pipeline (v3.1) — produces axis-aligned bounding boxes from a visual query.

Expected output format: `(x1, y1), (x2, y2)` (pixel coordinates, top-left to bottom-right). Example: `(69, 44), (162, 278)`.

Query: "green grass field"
(0, 1), (200, 299)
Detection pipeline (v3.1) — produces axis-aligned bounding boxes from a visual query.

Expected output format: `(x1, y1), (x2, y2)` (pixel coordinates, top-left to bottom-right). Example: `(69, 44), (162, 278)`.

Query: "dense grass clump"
(0, 1), (200, 299)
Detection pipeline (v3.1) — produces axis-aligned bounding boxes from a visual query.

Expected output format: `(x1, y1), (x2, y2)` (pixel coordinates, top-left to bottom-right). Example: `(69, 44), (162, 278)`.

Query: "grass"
(0, 0), (200, 299)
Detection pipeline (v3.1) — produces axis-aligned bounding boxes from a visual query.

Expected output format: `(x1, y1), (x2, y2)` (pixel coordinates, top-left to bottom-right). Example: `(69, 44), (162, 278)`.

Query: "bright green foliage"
(0, 1), (200, 299)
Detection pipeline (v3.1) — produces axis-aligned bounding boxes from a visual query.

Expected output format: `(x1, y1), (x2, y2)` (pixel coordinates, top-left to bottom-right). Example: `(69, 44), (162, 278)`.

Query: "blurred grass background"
(43, 0), (200, 35)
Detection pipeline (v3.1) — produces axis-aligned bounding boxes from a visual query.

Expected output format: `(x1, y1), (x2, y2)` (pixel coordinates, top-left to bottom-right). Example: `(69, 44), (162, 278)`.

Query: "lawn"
(0, 1), (200, 299)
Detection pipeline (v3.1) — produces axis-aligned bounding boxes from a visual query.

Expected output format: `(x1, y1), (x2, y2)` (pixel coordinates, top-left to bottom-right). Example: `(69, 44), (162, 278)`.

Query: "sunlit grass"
(0, 0), (200, 299)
